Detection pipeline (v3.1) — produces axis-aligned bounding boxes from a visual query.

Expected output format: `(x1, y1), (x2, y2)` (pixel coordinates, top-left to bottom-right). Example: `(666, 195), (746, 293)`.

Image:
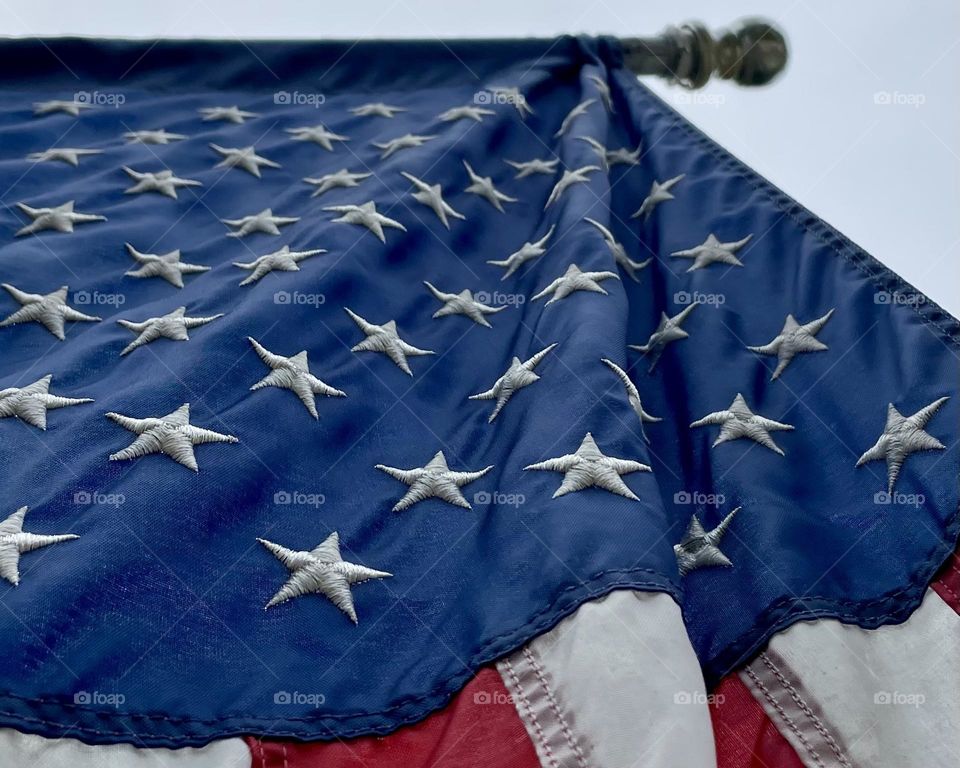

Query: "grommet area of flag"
(0, 32), (955, 753)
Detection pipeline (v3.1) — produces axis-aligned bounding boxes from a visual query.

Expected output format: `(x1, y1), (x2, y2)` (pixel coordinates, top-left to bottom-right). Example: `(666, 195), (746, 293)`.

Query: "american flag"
(0, 35), (956, 768)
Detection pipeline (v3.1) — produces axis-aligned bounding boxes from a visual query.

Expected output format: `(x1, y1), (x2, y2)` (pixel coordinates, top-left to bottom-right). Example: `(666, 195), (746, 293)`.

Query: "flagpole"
(620, 18), (788, 89)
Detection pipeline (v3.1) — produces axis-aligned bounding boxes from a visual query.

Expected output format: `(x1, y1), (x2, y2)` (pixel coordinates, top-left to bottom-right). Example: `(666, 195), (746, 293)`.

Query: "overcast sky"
(2, 0), (957, 315)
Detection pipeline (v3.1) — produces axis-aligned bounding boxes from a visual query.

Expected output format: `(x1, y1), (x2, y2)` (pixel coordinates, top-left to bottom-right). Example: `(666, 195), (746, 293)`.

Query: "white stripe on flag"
(498, 590), (717, 768)
(740, 588), (960, 768)
(0, 729), (251, 767)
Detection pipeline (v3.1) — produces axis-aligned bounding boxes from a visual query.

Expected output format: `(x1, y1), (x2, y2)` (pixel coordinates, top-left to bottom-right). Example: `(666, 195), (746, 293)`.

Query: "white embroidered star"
(33, 99), (92, 117)
(486, 225), (555, 280)
(106, 403), (238, 472)
(489, 87), (534, 119)
(439, 105), (496, 123)
(584, 217), (651, 282)
(349, 102), (406, 118)
(691, 393), (794, 456)
(0, 507), (78, 586)
(747, 309), (835, 380)
(675, 508), (740, 577)
(588, 74), (615, 112)
(125, 244), (210, 289)
(462, 161), (516, 212)
(222, 208), (299, 237)
(0, 284), (100, 340)
(632, 175), (685, 220)
(199, 106), (257, 124)
(424, 281), (506, 328)
(376, 451), (493, 512)
(577, 136), (639, 170)
(210, 144), (281, 178)
(26, 147), (102, 167)
(469, 343), (557, 422)
(345, 308), (434, 376)
(544, 165), (600, 209)
(123, 167), (202, 199)
(600, 358), (661, 440)
(15, 201), (106, 236)
(401, 172), (466, 228)
(286, 124), (349, 151)
(532, 263), (619, 306)
(117, 307), (223, 356)
(525, 432), (651, 500)
(247, 337), (345, 419)
(324, 202), (406, 243)
(554, 99), (596, 138)
(233, 246), (326, 286)
(124, 129), (187, 145)
(605, 143), (642, 167)
(373, 133), (436, 159)
(857, 397), (949, 493)
(303, 169), (372, 198)
(258, 531), (391, 623)
(629, 304), (697, 372)
(0, 374), (93, 429)
(505, 157), (559, 178)
(671, 233), (753, 271)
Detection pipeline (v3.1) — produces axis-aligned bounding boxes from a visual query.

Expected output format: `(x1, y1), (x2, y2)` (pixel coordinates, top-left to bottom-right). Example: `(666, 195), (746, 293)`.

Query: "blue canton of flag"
(0, 35), (955, 746)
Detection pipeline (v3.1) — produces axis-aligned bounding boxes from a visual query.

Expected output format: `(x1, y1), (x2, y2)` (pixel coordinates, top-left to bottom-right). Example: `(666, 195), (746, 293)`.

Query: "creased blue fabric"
(0, 35), (955, 746)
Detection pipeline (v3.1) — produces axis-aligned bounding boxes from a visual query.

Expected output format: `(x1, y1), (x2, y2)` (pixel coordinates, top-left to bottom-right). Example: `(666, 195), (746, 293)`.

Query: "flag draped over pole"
(0, 35), (956, 767)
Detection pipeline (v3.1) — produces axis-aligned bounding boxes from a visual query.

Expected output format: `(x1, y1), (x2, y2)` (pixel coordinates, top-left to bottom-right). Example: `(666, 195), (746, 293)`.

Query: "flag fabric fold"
(0, 34), (955, 753)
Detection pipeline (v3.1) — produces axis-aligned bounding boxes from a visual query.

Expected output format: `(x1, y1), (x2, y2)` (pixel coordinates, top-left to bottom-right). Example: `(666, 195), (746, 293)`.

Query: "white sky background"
(2, 1), (958, 316)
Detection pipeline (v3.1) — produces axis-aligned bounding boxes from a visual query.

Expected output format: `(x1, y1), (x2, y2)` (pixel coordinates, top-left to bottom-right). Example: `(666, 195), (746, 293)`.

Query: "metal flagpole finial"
(620, 18), (788, 89)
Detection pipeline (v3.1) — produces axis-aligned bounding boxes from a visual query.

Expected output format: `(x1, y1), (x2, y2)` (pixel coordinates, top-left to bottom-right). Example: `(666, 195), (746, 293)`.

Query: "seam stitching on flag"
(522, 647), (588, 768)
(743, 666), (825, 768)
(500, 656), (558, 768)
(759, 653), (852, 768)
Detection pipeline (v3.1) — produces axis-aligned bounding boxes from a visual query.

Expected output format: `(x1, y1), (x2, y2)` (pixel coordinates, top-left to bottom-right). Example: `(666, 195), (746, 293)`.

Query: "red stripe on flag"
(710, 674), (804, 768)
(931, 545), (960, 614)
(245, 667), (539, 768)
